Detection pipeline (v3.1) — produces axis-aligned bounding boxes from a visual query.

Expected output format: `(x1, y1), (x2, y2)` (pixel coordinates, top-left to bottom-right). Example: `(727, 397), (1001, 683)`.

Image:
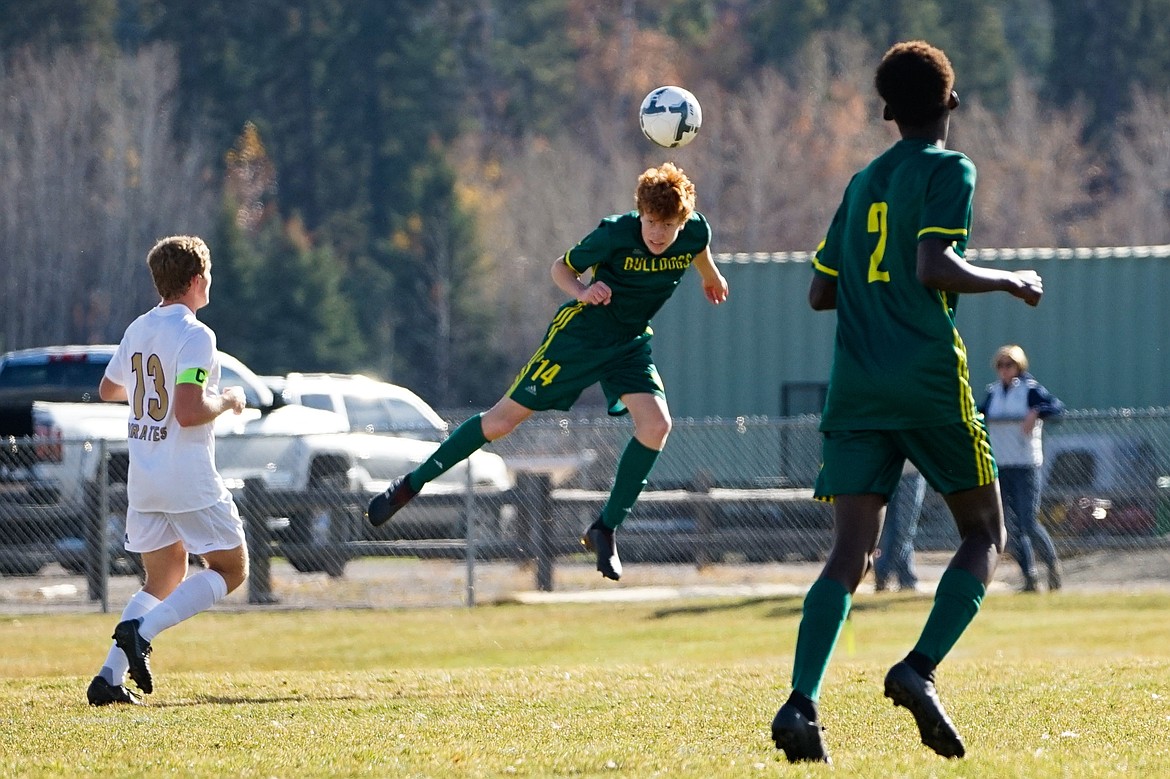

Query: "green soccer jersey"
(562, 211), (711, 343)
(814, 138), (979, 430)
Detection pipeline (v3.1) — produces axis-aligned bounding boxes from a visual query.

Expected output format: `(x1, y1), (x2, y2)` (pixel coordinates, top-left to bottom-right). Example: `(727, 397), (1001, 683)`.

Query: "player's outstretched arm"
(917, 238), (1043, 306)
(692, 248), (728, 304)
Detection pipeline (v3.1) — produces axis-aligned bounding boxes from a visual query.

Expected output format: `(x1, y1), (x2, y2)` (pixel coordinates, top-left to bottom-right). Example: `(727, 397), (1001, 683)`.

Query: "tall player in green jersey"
(771, 42), (1044, 764)
(368, 162), (729, 580)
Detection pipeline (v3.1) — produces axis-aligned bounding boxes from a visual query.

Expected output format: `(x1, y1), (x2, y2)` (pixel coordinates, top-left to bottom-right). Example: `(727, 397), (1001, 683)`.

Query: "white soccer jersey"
(104, 304), (231, 513)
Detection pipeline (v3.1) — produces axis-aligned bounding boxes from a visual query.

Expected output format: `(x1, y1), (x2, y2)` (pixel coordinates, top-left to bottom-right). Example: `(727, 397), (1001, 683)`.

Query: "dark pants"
(999, 466), (1059, 579)
(875, 472), (925, 588)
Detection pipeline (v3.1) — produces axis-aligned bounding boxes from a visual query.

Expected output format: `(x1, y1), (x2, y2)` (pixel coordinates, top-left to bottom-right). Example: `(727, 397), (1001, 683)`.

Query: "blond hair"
(993, 344), (1029, 372)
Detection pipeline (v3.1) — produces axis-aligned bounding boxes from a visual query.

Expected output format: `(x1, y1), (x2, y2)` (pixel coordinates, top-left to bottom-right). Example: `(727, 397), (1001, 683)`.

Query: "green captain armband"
(177, 367), (210, 387)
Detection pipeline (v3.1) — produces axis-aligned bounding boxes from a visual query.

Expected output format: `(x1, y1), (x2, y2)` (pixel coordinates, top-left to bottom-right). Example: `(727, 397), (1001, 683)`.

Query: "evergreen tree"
(202, 200), (267, 363)
(205, 122), (365, 375)
(461, 0), (579, 141)
(1049, 0), (1170, 139)
(375, 143), (502, 406)
(0, 0), (117, 55)
(1000, 0), (1053, 77)
(944, 0), (1014, 111)
(207, 206), (365, 376)
(140, 1), (496, 396)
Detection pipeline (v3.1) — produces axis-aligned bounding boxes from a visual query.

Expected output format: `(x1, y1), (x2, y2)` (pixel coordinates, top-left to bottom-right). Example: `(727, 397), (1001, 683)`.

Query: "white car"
(214, 372), (512, 562)
(276, 372), (511, 492)
(280, 372), (447, 439)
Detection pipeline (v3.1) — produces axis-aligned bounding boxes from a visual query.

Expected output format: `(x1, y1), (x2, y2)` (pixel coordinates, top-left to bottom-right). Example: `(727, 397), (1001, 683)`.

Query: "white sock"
(138, 570), (228, 642)
(101, 590), (161, 685)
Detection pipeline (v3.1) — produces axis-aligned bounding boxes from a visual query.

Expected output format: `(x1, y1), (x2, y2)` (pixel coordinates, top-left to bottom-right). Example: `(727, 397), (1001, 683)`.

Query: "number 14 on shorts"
(529, 359), (560, 386)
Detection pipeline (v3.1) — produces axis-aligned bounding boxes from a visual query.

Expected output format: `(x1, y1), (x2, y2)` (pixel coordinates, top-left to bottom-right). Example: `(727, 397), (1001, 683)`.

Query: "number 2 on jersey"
(867, 201), (890, 283)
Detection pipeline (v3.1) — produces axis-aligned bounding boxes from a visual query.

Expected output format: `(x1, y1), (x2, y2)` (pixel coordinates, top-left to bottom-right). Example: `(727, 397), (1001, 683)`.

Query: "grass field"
(1, 590), (1167, 777)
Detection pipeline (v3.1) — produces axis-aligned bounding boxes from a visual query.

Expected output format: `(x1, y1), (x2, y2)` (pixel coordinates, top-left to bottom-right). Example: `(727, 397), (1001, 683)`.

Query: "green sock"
(912, 567), (987, 665)
(791, 578), (851, 702)
(408, 413), (489, 490)
(600, 437), (660, 529)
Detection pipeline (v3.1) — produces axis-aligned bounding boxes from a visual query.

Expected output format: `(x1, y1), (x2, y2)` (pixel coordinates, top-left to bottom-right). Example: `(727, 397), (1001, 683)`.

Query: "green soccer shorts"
(506, 324), (664, 417)
(814, 419), (998, 500)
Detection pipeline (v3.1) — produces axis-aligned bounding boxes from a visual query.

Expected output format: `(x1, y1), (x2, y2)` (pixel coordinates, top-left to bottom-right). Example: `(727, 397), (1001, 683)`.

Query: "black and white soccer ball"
(639, 85), (702, 148)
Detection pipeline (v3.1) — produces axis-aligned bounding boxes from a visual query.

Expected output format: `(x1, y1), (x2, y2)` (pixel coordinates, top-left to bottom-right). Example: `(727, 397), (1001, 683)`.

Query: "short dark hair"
(875, 41), (954, 126)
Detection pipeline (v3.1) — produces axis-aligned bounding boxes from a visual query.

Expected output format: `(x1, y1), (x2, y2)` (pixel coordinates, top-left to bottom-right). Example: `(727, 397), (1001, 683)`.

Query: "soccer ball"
(639, 86), (702, 148)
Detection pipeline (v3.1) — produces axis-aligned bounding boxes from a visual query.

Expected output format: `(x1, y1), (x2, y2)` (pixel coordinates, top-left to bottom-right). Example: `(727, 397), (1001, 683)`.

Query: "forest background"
(1, 0), (1168, 408)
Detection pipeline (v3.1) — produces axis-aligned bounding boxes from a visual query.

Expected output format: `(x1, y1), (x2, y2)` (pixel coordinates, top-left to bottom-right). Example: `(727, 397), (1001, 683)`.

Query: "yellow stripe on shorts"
(505, 302), (586, 397)
(944, 313), (995, 485)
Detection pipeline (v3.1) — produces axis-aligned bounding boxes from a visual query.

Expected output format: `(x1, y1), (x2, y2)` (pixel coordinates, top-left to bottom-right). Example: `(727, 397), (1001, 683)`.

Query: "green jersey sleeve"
(564, 218), (617, 274)
(918, 154), (976, 254)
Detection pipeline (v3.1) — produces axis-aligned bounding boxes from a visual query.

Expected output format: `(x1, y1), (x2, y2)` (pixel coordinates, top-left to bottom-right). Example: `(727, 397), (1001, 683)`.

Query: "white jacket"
(978, 373), (1065, 468)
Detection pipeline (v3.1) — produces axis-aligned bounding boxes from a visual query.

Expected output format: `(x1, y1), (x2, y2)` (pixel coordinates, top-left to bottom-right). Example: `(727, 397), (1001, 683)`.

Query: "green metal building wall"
(650, 246), (1170, 418)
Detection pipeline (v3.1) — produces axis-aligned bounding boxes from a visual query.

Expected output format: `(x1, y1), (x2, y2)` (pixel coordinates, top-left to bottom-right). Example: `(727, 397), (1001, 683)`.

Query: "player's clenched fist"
(1012, 270), (1043, 307)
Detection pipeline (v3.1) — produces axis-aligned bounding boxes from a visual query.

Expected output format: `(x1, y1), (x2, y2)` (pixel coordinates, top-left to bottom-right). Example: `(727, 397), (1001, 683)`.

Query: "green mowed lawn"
(1, 591), (1167, 777)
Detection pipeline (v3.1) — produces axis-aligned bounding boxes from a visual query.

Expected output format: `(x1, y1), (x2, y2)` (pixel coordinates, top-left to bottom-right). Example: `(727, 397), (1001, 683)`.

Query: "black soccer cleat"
(581, 518), (622, 581)
(87, 675), (142, 706)
(771, 701), (830, 764)
(113, 618), (154, 695)
(367, 475), (419, 527)
(884, 661), (965, 758)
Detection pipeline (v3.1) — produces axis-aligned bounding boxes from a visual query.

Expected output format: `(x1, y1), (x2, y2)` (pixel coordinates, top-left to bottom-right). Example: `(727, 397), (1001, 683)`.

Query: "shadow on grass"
(650, 596), (802, 619)
(153, 693), (366, 707)
(649, 591), (927, 620)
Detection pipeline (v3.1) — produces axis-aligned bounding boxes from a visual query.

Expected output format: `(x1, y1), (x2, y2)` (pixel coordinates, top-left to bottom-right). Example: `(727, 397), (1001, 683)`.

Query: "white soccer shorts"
(124, 496), (246, 555)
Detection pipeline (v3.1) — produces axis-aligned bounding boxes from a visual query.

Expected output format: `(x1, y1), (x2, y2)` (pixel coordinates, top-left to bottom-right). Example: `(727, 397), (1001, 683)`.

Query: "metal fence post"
(92, 441), (111, 611)
(243, 478), (276, 604)
(464, 465), (476, 607)
(84, 444), (110, 609)
(523, 473), (554, 592)
(691, 469), (715, 569)
(512, 471), (554, 589)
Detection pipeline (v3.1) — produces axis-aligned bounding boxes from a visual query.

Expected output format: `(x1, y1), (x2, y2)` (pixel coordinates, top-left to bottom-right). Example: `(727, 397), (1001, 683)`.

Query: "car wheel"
(0, 548), (49, 576)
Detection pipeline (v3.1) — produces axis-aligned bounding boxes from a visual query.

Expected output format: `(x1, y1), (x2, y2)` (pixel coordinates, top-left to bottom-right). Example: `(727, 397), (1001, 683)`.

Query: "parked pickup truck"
(0, 345), (513, 578)
(0, 344), (287, 575)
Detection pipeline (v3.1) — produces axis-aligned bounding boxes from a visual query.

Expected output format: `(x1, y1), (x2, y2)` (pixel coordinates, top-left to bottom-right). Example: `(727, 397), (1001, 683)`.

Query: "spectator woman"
(978, 344), (1066, 591)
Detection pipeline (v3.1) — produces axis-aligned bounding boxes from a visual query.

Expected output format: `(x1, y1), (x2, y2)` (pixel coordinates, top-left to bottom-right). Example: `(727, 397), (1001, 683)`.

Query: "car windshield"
(0, 360), (109, 390)
(220, 365), (266, 408)
(344, 396), (431, 434)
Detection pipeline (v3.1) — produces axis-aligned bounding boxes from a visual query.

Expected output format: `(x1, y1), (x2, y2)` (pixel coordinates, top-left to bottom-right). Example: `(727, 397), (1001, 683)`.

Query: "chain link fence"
(2, 409), (1170, 612)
